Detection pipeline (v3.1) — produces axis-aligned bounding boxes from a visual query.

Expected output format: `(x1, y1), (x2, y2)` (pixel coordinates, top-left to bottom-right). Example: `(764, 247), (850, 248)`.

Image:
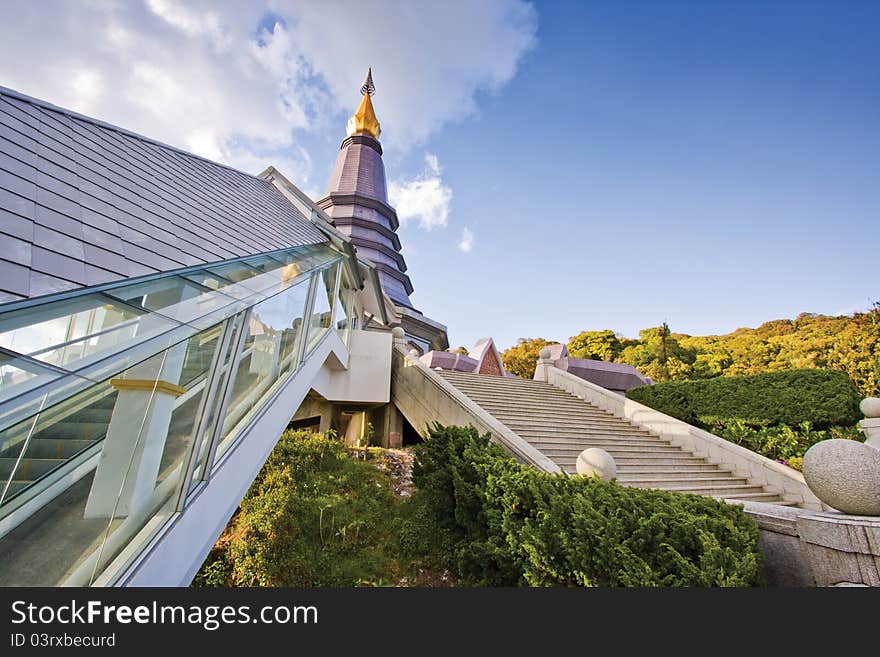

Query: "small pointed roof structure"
(469, 338), (507, 376)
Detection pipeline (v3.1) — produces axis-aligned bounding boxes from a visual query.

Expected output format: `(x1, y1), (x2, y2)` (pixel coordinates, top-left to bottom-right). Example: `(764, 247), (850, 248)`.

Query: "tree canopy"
(499, 308), (879, 396)
(500, 338), (555, 379)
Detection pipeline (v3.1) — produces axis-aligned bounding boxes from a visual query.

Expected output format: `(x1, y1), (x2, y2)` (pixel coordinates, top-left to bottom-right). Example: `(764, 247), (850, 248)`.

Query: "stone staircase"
(438, 370), (794, 505)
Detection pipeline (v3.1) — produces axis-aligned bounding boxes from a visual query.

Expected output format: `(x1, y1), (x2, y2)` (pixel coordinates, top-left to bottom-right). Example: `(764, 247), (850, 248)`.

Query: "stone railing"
(535, 352), (822, 509)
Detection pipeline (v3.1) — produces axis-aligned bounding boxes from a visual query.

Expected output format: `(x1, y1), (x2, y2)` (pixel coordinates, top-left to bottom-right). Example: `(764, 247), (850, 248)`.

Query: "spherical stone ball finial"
(860, 398), (880, 419)
(391, 327), (406, 340)
(538, 347), (552, 361)
(575, 448), (617, 480)
(802, 439), (880, 516)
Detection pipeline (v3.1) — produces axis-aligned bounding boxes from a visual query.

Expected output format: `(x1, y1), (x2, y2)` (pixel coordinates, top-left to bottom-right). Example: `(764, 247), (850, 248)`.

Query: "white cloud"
(388, 153), (453, 230)
(69, 68), (104, 113)
(458, 227), (475, 253)
(424, 153), (441, 175)
(0, 1), (535, 187)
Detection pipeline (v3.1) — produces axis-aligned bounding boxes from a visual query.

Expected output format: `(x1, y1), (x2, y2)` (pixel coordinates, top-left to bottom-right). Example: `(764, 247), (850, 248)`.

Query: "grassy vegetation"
(194, 430), (451, 587)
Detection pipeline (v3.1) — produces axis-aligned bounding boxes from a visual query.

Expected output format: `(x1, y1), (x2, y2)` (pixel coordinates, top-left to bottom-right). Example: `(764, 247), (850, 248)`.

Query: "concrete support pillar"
(84, 341), (187, 519)
(343, 410), (366, 447)
(376, 403), (403, 448)
(84, 282), (199, 519)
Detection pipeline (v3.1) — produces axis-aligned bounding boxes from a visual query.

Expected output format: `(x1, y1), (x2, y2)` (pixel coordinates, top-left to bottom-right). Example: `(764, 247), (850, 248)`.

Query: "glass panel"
(105, 275), (241, 328)
(0, 294), (181, 373)
(212, 278), (311, 461)
(186, 316), (240, 493)
(0, 351), (63, 404)
(306, 264), (339, 356)
(335, 273), (356, 348)
(0, 322), (224, 586)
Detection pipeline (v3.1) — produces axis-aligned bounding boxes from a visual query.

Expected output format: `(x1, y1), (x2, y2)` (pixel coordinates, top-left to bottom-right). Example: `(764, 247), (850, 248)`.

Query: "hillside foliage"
(500, 309), (880, 397)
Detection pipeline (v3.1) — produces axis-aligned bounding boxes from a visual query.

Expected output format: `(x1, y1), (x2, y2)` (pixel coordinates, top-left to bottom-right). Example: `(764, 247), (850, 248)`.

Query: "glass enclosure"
(0, 243), (357, 586)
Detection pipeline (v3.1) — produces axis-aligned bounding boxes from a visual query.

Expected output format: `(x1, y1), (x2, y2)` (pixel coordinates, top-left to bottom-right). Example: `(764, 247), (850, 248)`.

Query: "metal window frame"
(174, 316), (235, 511)
(199, 309), (252, 479)
(296, 271), (320, 368)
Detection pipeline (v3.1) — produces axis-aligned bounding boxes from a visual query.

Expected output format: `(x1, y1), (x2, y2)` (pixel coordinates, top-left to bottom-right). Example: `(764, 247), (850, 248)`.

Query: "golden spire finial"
(346, 68), (381, 139)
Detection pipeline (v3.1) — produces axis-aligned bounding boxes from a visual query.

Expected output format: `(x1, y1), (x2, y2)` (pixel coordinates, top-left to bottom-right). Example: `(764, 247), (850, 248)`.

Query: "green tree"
(500, 338), (555, 379)
(567, 330), (622, 361)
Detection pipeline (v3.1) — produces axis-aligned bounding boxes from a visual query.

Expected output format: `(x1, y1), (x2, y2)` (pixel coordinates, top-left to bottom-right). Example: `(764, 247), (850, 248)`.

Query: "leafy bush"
(413, 424), (762, 587)
(194, 430), (401, 586)
(626, 368), (861, 429)
(704, 419), (863, 465)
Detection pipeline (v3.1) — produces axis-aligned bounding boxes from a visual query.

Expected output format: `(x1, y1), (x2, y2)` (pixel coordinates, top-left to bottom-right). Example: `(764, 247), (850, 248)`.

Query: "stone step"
(716, 492), (787, 502)
(512, 426), (655, 439)
(0, 456), (66, 481)
(458, 391), (596, 406)
(467, 401), (606, 416)
(478, 407), (616, 422)
(461, 390), (608, 415)
(617, 474), (751, 486)
(502, 420), (640, 438)
(444, 381), (587, 396)
(614, 464), (727, 474)
(439, 372), (550, 385)
(479, 404), (620, 431)
(524, 438), (670, 450)
(619, 482), (767, 496)
(497, 415), (650, 429)
(592, 455), (710, 467)
(545, 443), (687, 454)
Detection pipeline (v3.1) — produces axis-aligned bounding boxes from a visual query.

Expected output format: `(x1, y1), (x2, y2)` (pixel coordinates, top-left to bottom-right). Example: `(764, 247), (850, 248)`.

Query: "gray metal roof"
(0, 85), (327, 305)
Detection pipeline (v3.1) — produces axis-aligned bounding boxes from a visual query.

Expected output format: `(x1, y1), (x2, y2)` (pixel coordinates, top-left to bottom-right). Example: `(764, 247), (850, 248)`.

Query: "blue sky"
(1, 1), (877, 350)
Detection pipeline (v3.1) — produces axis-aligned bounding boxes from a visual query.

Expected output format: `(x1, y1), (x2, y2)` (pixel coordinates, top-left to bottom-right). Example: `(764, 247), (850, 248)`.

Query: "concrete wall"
(291, 396), (334, 434)
(391, 346), (560, 473)
(544, 366), (822, 509)
(310, 330), (392, 404)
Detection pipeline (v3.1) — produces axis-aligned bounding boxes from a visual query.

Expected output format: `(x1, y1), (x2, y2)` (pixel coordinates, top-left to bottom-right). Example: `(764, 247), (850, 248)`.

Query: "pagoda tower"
(318, 70), (448, 353)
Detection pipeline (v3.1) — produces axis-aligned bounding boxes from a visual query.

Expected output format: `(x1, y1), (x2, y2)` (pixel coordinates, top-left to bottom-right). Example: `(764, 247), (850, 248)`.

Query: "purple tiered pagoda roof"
(317, 87), (414, 309)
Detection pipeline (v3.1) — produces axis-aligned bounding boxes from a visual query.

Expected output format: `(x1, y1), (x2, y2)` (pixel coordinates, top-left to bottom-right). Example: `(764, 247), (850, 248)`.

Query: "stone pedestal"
(533, 348), (554, 382)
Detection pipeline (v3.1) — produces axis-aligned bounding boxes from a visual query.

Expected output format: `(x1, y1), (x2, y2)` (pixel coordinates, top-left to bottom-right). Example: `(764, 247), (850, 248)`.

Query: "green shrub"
(413, 424), (762, 587)
(704, 419), (863, 464)
(194, 429), (401, 586)
(626, 368), (861, 429)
